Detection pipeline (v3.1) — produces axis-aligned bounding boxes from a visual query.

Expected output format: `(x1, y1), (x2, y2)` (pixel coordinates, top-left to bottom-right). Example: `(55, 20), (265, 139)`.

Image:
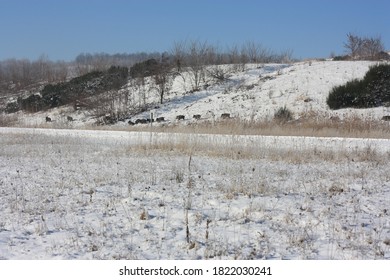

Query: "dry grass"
(115, 112), (390, 139)
(123, 132), (389, 165)
(0, 113), (19, 127)
(6, 108), (390, 139)
(3, 117), (388, 164)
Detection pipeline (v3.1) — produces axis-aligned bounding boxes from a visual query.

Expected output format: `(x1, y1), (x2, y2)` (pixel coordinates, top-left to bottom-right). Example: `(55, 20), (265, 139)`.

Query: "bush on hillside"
(327, 64), (390, 109)
(274, 106), (293, 122)
(17, 66), (128, 112)
(332, 55), (351, 61)
(129, 58), (159, 78)
(18, 94), (43, 112)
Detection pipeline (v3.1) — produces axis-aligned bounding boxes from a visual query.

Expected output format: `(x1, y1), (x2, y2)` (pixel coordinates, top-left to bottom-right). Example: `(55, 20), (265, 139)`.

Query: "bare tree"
(276, 49), (294, 63)
(240, 41), (273, 65)
(344, 33), (385, 60)
(20, 59), (33, 86)
(152, 54), (174, 104)
(130, 76), (147, 110)
(186, 40), (210, 91)
(362, 36), (384, 59)
(227, 44), (245, 71)
(34, 54), (52, 82)
(53, 61), (69, 82)
(172, 40), (187, 73)
(241, 41), (259, 63)
(227, 44), (240, 64)
(344, 33), (362, 59)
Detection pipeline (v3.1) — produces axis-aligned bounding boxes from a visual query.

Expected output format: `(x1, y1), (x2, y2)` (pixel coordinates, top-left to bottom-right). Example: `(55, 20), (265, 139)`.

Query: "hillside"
(2, 60), (390, 134)
(142, 61), (385, 123)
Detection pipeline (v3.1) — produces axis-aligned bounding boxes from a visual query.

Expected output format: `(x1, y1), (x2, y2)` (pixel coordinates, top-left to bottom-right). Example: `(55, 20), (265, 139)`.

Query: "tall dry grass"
(5, 107), (390, 139)
(0, 113), (19, 127)
(120, 113), (390, 139)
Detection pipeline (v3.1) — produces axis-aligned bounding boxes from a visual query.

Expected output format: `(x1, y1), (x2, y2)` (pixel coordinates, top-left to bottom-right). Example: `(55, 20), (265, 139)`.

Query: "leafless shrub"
(207, 65), (231, 82)
(344, 33), (385, 60)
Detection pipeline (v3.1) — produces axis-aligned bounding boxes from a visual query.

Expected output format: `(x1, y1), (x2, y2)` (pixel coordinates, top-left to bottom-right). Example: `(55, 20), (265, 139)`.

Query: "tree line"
(0, 52), (160, 94)
(1, 34), (388, 97)
(0, 55), (68, 90)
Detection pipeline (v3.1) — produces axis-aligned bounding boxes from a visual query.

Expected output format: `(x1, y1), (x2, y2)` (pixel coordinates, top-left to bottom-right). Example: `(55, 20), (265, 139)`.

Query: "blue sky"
(0, 0), (389, 61)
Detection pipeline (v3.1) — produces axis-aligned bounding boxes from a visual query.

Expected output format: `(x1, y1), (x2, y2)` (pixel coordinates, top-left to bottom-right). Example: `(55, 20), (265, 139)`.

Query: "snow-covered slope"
(129, 60), (387, 124)
(8, 60), (390, 128)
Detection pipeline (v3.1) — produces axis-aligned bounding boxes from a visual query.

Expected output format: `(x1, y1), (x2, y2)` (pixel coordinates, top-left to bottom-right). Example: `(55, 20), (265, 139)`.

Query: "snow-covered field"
(1, 127), (389, 259)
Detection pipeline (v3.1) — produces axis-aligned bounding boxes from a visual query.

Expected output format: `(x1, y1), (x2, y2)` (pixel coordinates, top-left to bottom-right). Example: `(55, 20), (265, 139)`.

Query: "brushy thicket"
(14, 66), (128, 112)
(129, 58), (160, 78)
(327, 64), (390, 109)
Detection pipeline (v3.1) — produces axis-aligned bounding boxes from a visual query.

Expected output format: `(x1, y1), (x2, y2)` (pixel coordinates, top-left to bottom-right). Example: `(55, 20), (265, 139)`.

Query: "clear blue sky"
(0, 0), (389, 61)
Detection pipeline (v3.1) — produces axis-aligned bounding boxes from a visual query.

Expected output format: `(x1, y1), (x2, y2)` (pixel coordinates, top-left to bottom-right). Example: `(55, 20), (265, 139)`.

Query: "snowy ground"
(1, 127), (389, 259)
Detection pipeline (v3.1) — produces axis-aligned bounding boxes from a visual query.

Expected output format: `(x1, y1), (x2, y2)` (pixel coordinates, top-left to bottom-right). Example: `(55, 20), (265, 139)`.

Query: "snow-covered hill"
(144, 60), (388, 123)
(7, 60), (390, 128)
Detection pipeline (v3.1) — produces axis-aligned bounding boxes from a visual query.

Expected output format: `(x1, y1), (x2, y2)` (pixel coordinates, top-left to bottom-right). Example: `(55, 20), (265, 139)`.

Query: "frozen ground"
(0, 127), (389, 259)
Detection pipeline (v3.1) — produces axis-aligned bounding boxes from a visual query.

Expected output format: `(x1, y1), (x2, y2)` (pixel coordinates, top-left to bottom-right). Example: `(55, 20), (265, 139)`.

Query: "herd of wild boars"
(128, 113), (232, 125)
(47, 113), (390, 126)
(45, 112), (233, 125)
(45, 116), (74, 122)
